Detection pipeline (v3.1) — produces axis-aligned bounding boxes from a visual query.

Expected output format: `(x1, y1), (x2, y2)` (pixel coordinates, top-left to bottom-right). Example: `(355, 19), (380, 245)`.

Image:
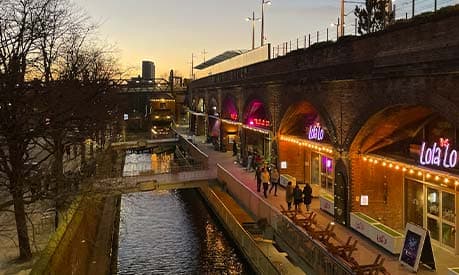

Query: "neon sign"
(230, 113), (238, 121)
(249, 118), (270, 127)
(308, 123), (324, 141)
(419, 138), (458, 168)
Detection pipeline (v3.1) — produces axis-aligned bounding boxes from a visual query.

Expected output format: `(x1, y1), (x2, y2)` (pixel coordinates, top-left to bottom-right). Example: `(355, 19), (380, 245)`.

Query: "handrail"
(216, 164), (355, 275)
(200, 185), (279, 275)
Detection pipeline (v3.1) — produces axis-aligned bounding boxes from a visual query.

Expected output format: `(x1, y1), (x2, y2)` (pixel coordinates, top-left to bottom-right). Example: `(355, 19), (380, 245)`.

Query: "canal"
(117, 150), (254, 274)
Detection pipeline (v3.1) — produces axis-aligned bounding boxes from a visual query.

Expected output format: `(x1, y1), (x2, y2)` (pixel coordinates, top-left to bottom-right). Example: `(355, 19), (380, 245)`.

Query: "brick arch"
(196, 97), (205, 113)
(278, 100), (338, 147)
(242, 94), (272, 126)
(347, 93), (459, 155)
(207, 97), (218, 115)
(221, 94), (239, 120)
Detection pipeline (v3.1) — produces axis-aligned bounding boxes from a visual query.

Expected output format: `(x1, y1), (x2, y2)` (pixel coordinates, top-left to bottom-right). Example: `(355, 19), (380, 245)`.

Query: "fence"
(217, 164), (355, 275)
(270, 1), (458, 59)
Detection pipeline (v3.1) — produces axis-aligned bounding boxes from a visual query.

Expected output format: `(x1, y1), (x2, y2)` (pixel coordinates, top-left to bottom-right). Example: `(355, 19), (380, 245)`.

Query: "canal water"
(117, 189), (255, 274)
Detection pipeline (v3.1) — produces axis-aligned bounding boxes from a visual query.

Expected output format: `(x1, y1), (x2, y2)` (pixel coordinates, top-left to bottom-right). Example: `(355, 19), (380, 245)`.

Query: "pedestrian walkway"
(193, 138), (459, 275)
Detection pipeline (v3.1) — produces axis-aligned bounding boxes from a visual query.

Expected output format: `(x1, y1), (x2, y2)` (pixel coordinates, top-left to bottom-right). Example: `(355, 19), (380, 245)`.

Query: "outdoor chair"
(294, 211), (317, 231)
(329, 236), (359, 266)
(280, 204), (297, 220)
(352, 254), (388, 275)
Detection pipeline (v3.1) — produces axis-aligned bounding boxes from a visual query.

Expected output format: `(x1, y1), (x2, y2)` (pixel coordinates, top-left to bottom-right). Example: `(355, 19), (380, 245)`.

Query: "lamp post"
(246, 12), (260, 50)
(261, 0), (272, 46)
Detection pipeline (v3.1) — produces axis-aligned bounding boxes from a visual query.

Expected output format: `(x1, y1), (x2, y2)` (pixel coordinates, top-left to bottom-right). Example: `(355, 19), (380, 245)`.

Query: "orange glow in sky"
(74, 0), (342, 78)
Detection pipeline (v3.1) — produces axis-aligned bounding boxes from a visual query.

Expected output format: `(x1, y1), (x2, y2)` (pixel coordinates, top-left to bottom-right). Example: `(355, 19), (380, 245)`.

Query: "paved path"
(193, 139), (459, 275)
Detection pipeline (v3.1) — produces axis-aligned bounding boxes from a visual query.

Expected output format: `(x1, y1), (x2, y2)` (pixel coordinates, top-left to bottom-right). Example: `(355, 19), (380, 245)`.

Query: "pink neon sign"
(419, 138), (458, 168)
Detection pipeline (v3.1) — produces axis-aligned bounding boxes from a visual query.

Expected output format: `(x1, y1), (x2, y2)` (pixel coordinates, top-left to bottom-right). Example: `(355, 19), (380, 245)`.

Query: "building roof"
(194, 50), (248, 70)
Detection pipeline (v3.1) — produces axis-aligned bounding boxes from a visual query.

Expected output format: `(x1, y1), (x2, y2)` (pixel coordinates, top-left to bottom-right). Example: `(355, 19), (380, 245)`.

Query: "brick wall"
(351, 158), (404, 230)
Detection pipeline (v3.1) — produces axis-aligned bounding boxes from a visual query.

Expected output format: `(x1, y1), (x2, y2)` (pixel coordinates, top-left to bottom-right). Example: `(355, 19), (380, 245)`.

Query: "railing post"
(304, 35), (307, 48)
(308, 33), (311, 47)
(289, 40), (291, 52)
(296, 38), (299, 50)
(316, 31), (319, 43)
(326, 28), (329, 41)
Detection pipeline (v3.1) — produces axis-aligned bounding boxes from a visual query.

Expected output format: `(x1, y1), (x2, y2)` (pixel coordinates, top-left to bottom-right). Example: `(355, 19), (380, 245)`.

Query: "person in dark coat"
(232, 142), (237, 156)
(303, 183), (313, 212)
(255, 166), (262, 192)
(293, 184), (303, 213)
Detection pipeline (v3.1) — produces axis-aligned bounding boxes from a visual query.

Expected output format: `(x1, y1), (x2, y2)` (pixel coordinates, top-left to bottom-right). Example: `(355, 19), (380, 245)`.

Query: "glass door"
(441, 191), (456, 249)
(426, 187), (456, 249)
(426, 187), (440, 241)
(311, 152), (320, 186)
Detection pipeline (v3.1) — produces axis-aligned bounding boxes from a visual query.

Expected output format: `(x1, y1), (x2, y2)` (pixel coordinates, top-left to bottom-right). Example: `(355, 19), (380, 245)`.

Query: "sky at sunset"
(74, 0), (349, 78)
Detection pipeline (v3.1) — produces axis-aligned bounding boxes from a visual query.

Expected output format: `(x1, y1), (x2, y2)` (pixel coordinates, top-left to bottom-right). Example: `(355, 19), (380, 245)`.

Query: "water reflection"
(122, 148), (174, 176)
(117, 190), (254, 274)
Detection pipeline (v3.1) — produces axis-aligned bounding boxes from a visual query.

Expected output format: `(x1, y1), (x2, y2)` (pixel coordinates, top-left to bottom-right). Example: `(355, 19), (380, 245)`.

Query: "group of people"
(248, 152), (313, 212)
(255, 165), (280, 198)
(285, 181), (313, 213)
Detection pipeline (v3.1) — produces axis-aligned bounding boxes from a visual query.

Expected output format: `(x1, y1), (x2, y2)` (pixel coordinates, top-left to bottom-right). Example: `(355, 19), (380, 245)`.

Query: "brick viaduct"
(189, 11), (459, 225)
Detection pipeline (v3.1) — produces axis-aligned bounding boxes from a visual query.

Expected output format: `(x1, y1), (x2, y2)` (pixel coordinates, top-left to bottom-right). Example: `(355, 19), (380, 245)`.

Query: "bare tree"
(0, 0), (123, 260)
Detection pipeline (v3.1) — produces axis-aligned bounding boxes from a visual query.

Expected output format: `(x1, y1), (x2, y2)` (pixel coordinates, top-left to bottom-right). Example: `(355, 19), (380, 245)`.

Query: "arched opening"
(278, 101), (336, 215)
(207, 97), (220, 149)
(221, 95), (240, 153)
(189, 97), (206, 136)
(240, 98), (272, 168)
(350, 105), (458, 253)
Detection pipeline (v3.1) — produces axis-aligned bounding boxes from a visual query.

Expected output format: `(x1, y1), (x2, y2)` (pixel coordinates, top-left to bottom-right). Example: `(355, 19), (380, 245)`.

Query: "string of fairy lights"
(241, 124), (271, 135)
(279, 135), (333, 154)
(362, 155), (459, 188)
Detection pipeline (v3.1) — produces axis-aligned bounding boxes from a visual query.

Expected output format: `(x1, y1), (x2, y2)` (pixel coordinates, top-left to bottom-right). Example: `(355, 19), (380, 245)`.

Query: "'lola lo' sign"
(419, 139), (458, 169)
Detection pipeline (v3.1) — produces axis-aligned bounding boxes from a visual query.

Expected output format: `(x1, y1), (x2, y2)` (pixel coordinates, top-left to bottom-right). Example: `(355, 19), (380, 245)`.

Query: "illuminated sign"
(419, 138), (458, 168)
(230, 113), (238, 121)
(249, 118), (270, 127)
(308, 123), (324, 141)
(281, 161), (287, 169)
(360, 195), (369, 206)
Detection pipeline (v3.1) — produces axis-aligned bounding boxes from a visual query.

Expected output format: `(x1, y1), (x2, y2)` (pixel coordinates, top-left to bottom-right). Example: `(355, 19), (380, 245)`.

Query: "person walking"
(255, 166), (262, 192)
(232, 142), (238, 156)
(261, 167), (270, 198)
(269, 167), (280, 196)
(303, 183), (313, 212)
(293, 184), (303, 213)
(286, 181), (294, 210)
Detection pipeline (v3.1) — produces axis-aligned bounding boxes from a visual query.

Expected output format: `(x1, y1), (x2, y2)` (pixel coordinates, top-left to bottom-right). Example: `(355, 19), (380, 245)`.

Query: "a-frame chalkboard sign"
(399, 223), (436, 272)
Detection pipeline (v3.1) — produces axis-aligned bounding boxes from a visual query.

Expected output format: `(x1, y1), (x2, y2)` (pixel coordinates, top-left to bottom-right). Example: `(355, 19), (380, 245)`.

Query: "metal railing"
(200, 185), (280, 275)
(270, 1), (457, 60)
(216, 164), (355, 275)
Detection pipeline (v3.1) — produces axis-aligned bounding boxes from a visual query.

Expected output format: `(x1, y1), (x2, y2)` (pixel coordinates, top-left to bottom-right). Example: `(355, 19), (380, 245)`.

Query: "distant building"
(142, 60), (155, 80)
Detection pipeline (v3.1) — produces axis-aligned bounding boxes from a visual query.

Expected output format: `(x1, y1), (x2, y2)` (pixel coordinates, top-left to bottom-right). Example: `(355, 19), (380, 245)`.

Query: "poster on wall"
(399, 223), (436, 272)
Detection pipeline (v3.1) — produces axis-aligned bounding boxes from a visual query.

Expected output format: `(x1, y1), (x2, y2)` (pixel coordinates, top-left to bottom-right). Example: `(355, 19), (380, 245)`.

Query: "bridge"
(186, 7), (459, 247)
(91, 169), (213, 194)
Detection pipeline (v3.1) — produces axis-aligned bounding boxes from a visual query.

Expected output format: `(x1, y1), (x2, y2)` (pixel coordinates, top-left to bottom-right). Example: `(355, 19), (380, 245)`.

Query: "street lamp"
(246, 12), (260, 50)
(261, 0), (272, 46)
